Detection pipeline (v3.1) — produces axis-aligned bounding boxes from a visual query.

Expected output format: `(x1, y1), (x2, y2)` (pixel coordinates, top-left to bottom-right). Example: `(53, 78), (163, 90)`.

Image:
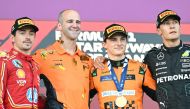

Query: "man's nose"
(72, 22), (78, 27)
(117, 40), (122, 45)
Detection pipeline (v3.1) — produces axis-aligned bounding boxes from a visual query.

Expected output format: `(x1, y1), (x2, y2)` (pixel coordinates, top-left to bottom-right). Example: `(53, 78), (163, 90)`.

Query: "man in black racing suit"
(144, 9), (190, 109)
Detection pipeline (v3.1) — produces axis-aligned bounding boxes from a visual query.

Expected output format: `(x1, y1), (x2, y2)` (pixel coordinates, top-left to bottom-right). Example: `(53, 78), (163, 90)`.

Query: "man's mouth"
(23, 41), (32, 44)
(170, 31), (177, 34)
(115, 47), (123, 50)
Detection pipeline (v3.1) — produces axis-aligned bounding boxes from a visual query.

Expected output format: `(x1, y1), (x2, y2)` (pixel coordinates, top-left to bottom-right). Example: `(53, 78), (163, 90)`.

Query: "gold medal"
(115, 96), (127, 107)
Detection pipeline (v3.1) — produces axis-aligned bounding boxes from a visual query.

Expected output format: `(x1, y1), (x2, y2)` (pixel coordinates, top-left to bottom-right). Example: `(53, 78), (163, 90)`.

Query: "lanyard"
(107, 58), (128, 92)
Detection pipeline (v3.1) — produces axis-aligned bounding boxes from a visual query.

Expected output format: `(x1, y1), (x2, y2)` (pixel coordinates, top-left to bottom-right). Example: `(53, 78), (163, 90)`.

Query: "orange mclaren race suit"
(0, 49), (40, 109)
(90, 58), (156, 109)
(33, 41), (93, 109)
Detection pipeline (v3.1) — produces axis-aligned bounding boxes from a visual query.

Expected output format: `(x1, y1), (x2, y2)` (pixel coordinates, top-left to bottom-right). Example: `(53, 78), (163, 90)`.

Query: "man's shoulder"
(33, 48), (56, 60)
(0, 51), (12, 61)
(34, 41), (57, 53)
(143, 46), (162, 64)
(33, 42), (56, 56)
(79, 52), (93, 62)
(181, 44), (190, 57)
(0, 51), (18, 64)
(146, 47), (161, 55)
(128, 59), (148, 75)
(128, 59), (146, 66)
(183, 44), (190, 49)
(34, 48), (54, 54)
(77, 47), (93, 61)
(0, 51), (8, 58)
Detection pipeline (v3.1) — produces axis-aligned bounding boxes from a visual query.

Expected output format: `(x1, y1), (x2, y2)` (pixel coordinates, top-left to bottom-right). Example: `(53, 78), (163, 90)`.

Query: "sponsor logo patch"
(26, 88), (38, 103)
(100, 74), (136, 81)
(157, 73), (190, 84)
(12, 59), (23, 68)
(182, 63), (190, 68)
(102, 90), (136, 97)
(17, 80), (26, 86)
(16, 69), (25, 78)
(182, 50), (190, 58)
(157, 52), (164, 60)
(156, 61), (166, 66)
(92, 69), (97, 77)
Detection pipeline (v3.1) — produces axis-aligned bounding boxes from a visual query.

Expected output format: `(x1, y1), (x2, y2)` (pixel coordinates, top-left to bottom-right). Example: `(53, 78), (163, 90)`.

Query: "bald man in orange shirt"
(33, 9), (94, 109)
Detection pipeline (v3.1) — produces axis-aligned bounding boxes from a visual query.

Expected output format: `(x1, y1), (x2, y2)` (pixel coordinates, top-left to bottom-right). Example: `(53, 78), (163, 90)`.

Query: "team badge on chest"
(12, 59), (23, 68)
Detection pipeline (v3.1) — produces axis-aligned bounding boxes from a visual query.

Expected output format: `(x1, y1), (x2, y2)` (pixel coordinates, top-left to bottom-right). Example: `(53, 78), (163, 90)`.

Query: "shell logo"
(16, 69), (26, 78)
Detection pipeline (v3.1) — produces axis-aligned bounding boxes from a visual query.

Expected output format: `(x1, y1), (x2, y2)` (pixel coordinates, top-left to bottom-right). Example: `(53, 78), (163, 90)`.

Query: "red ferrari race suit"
(0, 49), (40, 109)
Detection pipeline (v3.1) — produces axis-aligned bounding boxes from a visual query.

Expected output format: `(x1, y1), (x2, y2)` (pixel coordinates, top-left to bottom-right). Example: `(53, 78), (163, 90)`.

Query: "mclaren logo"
(157, 52), (164, 60)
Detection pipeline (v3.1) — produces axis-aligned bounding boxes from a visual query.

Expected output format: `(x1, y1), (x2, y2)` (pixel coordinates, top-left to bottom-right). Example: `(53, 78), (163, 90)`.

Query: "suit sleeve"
(143, 48), (158, 80)
(89, 68), (97, 100)
(0, 59), (8, 109)
(142, 64), (157, 101)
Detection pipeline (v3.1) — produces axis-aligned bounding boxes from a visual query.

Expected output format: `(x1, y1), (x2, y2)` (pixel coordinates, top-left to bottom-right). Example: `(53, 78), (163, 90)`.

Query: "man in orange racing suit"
(33, 9), (94, 109)
(90, 24), (157, 109)
(0, 17), (40, 109)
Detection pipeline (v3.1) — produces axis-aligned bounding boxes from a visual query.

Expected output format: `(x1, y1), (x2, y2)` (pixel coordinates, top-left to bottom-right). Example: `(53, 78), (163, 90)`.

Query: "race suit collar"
(162, 40), (183, 53)
(109, 57), (127, 67)
(9, 48), (33, 61)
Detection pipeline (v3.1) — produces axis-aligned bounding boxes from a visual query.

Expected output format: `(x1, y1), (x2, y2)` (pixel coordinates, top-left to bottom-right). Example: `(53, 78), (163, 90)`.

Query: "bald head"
(58, 9), (80, 25)
(57, 9), (81, 40)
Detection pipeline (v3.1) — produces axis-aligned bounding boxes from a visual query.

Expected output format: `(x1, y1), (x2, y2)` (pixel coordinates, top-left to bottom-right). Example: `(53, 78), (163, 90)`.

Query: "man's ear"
(57, 23), (62, 31)
(157, 28), (162, 36)
(102, 41), (107, 50)
(11, 34), (15, 43)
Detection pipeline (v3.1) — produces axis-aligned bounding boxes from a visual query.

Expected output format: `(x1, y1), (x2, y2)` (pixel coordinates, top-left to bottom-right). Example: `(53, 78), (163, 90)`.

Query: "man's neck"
(163, 39), (180, 48)
(13, 47), (31, 55)
(61, 39), (77, 55)
(108, 55), (125, 61)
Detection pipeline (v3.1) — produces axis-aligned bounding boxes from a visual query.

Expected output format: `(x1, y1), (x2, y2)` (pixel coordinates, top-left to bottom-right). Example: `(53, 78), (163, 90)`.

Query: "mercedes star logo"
(157, 52), (164, 60)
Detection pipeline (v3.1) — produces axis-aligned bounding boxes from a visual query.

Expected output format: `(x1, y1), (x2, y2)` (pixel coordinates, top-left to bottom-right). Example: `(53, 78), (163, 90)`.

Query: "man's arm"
(0, 59), (8, 109)
(89, 68), (99, 108)
(141, 64), (157, 101)
(40, 74), (64, 109)
(143, 47), (158, 80)
(89, 68), (97, 100)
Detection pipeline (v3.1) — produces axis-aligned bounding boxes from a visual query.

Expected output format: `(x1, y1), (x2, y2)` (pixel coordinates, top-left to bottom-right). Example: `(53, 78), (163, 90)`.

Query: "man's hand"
(94, 56), (105, 70)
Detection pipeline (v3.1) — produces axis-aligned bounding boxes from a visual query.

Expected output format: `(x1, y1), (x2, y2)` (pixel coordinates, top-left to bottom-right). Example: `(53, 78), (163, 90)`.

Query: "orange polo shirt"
(33, 41), (93, 109)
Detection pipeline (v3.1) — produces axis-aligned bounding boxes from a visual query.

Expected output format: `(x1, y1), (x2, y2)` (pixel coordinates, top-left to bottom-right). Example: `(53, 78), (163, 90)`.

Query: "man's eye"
(110, 38), (116, 41)
(76, 20), (81, 24)
(121, 38), (126, 41)
(20, 32), (25, 34)
(163, 21), (169, 25)
(30, 32), (35, 36)
(173, 20), (178, 24)
(67, 20), (73, 23)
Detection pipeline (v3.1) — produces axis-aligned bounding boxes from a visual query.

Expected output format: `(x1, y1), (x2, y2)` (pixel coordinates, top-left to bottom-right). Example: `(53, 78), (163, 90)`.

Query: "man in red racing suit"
(0, 49), (40, 109)
(0, 17), (40, 109)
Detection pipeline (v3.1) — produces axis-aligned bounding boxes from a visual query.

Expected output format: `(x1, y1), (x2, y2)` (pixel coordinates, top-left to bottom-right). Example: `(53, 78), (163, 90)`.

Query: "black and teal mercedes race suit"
(144, 41), (190, 109)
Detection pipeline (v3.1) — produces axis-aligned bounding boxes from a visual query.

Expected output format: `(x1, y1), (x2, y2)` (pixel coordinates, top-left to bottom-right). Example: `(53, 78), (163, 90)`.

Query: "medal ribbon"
(107, 58), (128, 92)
